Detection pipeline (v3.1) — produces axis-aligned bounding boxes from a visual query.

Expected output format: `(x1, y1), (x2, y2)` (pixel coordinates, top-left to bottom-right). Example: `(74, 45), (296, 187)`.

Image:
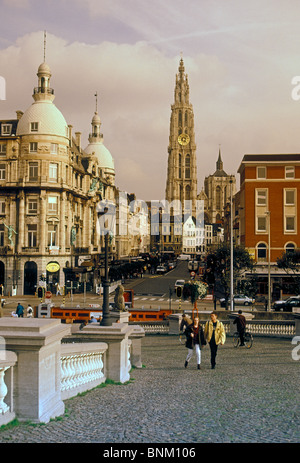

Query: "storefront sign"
(46, 262), (60, 273)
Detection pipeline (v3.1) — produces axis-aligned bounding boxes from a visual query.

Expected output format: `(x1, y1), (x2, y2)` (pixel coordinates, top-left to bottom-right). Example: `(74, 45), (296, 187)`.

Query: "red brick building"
(237, 154), (300, 298)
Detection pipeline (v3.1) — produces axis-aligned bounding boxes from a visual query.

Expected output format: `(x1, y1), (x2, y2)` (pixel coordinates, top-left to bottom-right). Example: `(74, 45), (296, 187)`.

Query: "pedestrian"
(16, 302), (24, 318)
(204, 311), (226, 369)
(233, 309), (246, 346)
(89, 315), (98, 323)
(55, 283), (61, 296)
(26, 304), (33, 318)
(184, 317), (206, 370)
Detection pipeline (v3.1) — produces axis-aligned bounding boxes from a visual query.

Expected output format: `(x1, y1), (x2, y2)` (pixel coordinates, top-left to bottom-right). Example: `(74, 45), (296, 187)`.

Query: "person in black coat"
(233, 310), (246, 346)
(184, 317), (206, 370)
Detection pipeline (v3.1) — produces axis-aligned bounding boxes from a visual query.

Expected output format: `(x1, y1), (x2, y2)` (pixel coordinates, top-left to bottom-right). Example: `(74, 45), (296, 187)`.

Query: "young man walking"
(204, 312), (226, 369)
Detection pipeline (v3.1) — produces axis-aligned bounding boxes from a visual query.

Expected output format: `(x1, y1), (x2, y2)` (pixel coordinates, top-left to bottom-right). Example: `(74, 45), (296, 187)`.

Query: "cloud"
(1, 27), (300, 201)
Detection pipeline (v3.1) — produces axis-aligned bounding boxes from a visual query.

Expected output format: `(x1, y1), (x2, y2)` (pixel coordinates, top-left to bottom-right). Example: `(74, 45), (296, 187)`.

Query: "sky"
(1, 0), (300, 200)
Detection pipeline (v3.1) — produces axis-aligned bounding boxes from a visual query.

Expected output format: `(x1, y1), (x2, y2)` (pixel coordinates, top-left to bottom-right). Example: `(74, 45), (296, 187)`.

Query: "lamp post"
(266, 211), (271, 311)
(97, 202), (116, 326)
(229, 178), (234, 311)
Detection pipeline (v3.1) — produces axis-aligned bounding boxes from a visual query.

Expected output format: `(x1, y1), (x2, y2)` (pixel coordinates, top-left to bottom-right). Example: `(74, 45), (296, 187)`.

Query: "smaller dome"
(92, 111), (101, 125)
(38, 62), (51, 75)
(84, 142), (114, 171)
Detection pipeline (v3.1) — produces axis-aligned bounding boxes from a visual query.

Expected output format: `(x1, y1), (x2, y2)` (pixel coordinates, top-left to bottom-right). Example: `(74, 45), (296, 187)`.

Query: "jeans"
(209, 338), (218, 368)
(186, 344), (201, 364)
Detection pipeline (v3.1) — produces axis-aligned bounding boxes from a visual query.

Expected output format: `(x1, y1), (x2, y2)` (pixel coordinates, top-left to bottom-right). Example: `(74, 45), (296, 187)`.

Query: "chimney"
(75, 132), (81, 150)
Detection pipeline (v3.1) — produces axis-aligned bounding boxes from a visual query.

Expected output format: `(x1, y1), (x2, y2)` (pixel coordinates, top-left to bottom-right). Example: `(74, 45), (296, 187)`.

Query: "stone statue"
(2, 222), (17, 247)
(114, 284), (126, 312)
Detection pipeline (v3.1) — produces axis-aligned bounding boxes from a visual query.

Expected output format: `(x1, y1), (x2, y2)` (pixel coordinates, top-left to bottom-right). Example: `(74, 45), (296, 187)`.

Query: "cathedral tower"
(165, 58), (197, 217)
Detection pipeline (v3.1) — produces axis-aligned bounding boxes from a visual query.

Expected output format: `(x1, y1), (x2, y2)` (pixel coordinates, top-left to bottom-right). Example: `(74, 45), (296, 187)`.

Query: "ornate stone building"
(165, 58), (198, 216)
(0, 59), (119, 295)
(203, 148), (236, 225)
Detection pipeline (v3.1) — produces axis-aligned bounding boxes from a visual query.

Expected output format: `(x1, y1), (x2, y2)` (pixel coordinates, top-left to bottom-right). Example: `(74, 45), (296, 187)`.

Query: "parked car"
(272, 296), (300, 312)
(220, 294), (255, 307)
(156, 265), (167, 274)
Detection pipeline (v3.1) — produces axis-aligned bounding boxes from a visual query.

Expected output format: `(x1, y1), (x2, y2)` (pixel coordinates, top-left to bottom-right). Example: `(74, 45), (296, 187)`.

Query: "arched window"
(257, 243), (267, 260)
(185, 154), (190, 179)
(216, 186), (221, 210)
(178, 154), (182, 179)
(178, 111), (182, 126)
(285, 242), (296, 254)
(186, 185), (191, 201)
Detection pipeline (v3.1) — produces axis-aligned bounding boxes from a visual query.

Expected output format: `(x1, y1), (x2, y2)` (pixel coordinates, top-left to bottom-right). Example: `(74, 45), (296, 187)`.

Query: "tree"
(203, 244), (255, 308)
(276, 250), (300, 294)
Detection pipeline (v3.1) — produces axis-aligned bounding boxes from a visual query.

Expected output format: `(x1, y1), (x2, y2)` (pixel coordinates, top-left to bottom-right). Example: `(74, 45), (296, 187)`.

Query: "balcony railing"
(33, 87), (54, 95)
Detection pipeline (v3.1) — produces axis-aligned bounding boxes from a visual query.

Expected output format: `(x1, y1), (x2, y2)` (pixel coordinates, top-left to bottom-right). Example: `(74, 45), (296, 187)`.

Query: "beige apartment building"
(0, 59), (144, 296)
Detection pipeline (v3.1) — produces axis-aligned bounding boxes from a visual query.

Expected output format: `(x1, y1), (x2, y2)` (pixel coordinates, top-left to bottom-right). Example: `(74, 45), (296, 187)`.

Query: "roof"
(16, 100), (68, 138)
(238, 153), (300, 172)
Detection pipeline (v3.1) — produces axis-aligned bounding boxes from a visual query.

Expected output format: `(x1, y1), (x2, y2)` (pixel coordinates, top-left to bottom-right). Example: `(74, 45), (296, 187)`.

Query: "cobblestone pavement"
(0, 335), (299, 444)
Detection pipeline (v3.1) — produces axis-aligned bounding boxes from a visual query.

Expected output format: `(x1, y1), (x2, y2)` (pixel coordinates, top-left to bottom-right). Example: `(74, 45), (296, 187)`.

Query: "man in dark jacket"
(16, 303), (24, 317)
(233, 310), (246, 346)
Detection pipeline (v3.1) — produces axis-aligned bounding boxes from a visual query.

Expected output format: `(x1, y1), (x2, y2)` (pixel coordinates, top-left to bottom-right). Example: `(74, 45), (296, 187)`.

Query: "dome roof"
(84, 141), (115, 171)
(16, 100), (68, 138)
(38, 62), (51, 75)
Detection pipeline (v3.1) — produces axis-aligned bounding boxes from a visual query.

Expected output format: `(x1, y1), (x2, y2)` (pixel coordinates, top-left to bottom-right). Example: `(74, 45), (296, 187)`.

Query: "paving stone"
(0, 335), (299, 443)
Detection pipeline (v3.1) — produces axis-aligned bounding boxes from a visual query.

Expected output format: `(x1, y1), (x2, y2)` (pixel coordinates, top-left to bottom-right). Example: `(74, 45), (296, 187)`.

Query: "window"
(178, 154), (182, 179)
(185, 154), (190, 179)
(0, 164), (6, 180)
(285, 166), (295, 179)
(285, 189), (295, 206)
(28, 224), (37, 247)
(50, 143), (58, 154)
(0, 224), (4, 246)
(0, 198), (5, 214)
(29, 162), (38, 181)
(29, 142), (38, 152)
(285, 242), (295, 253)
(28, 198), (38, 214)
(30, 122), (38, 132)
(1, 124), (12, 136)
(48, 224), (57, 246)
(257, 216), (267, 232)
(257, 166), (266, 179)
(49, 163), (58, 181)
(257, 243), (267, 259)
(0, 143), (6, 154)
(48, 196), (58, 214)
(285, 216), (295, 232)
(256, 189), (267, 206)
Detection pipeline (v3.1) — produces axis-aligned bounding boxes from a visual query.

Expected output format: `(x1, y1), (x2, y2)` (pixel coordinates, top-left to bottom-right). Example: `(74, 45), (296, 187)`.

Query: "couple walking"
(181, 311), (226, 370)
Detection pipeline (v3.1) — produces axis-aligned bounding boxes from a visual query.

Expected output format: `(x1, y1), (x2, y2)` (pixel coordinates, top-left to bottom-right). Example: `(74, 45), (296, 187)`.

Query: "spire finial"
(43, 30), (47, 63)
(94, 92), (98, 113)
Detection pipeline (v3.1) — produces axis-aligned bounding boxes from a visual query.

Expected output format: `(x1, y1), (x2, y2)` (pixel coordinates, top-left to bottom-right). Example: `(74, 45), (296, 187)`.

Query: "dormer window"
(1, 124), (12, 136)
(30, 122), (39, 132)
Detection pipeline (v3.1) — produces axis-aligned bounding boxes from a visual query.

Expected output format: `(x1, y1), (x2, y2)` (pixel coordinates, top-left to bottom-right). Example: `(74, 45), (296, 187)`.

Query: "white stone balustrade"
(0, 350), (17, 426)
(60, 342), (107, 400)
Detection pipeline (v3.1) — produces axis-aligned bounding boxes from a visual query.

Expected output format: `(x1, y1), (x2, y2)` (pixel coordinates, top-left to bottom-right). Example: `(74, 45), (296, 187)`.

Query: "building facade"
(237, 153), (300, 298)
(0, 59), (146, 296)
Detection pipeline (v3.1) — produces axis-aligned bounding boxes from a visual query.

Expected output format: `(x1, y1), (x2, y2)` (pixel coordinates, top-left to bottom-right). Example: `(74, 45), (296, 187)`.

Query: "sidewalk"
(0, 335), (298, 444)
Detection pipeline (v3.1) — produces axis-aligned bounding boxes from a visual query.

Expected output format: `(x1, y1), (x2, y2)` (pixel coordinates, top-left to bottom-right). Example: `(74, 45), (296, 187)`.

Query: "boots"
(197, 364), (201, 370)
(184, 361), (188, 368)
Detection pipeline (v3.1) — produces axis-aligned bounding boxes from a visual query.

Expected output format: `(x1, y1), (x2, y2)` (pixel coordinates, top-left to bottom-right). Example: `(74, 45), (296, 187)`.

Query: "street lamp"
(266, 211), (271, 311)
(229, 178), (234, 312)
(96, 201), (116, 326)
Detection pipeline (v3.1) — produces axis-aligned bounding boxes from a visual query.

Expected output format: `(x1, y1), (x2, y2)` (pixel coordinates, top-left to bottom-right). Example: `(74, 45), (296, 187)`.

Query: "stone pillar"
(0, 318), (71, 423)
(74, 323), (134, 383)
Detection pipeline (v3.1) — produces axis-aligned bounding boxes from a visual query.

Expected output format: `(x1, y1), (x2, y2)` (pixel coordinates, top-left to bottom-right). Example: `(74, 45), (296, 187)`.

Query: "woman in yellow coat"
(204, 312), (226, 369)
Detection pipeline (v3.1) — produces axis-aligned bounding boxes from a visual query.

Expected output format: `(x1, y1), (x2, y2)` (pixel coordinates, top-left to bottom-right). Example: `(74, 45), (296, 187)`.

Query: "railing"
(246, 320), (295, 337)
(33, 87), (54, 95)
(0, 351), (17, 426)
(60, 342), (107, 400)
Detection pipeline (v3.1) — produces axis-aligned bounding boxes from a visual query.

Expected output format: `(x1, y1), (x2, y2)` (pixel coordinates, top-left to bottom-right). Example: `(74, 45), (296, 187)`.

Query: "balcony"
(33, 87), (54, 95)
